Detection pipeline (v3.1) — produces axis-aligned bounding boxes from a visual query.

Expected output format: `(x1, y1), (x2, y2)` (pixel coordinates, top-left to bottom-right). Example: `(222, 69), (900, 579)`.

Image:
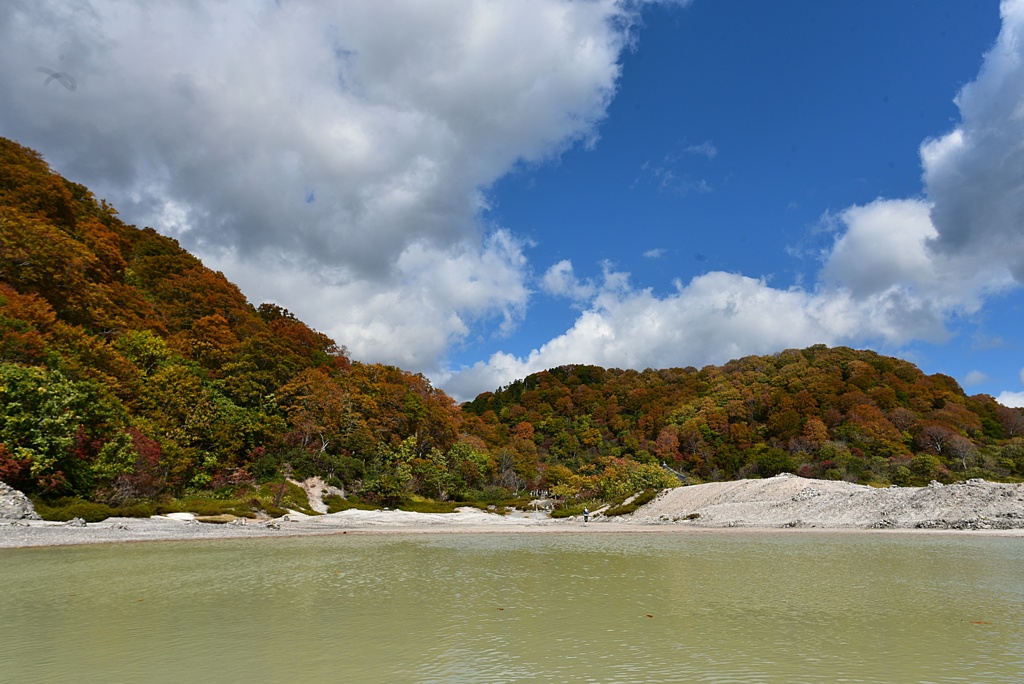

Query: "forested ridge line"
(463, 348), (1024, 489)
(2, 137), (1022, 518)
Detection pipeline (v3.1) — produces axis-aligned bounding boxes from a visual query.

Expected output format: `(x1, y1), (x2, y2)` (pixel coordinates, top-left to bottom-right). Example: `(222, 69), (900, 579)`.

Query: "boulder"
(0, 481), (41, 520)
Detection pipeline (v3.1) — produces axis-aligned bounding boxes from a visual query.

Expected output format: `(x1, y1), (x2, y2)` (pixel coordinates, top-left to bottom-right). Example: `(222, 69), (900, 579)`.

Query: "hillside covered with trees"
(464, 349), (1024, 490)
(2, 137), (1023, 517)
(0, 137), (475, 511)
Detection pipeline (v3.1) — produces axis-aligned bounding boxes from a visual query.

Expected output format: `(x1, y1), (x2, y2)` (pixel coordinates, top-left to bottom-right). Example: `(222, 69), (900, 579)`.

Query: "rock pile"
(0, 481), (41, 520)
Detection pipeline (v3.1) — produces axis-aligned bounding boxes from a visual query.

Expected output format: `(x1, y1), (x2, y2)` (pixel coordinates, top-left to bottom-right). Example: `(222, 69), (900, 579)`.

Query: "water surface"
(2, 532), (1022, 683)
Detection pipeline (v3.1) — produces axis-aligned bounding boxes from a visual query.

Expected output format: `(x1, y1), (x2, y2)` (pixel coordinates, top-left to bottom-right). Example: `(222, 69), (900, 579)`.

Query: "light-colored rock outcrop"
(0, 481), (41, 520)
(625, 474), (1024, 530)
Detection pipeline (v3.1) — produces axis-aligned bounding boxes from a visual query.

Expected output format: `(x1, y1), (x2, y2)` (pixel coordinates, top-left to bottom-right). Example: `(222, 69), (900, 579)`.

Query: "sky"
(2, 0), (1024, 406)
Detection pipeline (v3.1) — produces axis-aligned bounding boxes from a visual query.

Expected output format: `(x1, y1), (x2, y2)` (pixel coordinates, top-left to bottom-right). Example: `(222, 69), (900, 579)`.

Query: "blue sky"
(473, 0), (1003, 356)
(2, 0), (1023, 404)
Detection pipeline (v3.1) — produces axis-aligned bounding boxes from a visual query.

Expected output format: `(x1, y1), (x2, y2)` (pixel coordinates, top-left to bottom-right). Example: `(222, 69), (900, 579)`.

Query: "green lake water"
(1, 532), (1022, 683)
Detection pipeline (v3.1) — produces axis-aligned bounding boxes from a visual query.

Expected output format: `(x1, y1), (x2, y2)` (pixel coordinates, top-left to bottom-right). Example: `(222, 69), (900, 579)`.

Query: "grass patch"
(454, 500), (504, 513)
(246, 480), (318, 517)
(35, 498), (116, 523)
(35, 497), (249, 522)
(551, 503), (587, 519)
(398, 498), (460, 514)
(495, 496), (534, 510)
(194, 514), (238, 524)
(35, 498), (169, 522)
(36, 482), (316, 522)
(159, 497), (257, 518)
(604, 489), (660, 517)
(323, 493), (499, 515)
(322, 494), (380, 514)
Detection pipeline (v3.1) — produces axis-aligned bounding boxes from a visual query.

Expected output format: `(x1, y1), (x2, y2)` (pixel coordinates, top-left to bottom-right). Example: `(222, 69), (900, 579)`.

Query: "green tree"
(0, 363), (119, 493)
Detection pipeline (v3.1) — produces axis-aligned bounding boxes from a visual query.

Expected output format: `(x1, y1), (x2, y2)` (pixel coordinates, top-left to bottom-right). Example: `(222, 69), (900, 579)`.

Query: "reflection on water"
(2, 533), (1023, 683)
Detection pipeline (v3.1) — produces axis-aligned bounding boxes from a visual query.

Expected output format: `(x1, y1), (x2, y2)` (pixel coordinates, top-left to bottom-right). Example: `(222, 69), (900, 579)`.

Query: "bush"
(751, 446), (797, 477)
(400, 498), (459, 514)
(249, 480), (317, 516)
(36, 496), (258, 521)
(476, 486), (516, 503)
(321, 494), (379, 513)
(35, 498), (115, 522)
(551, 503), (586, 519)
(604, 489), (659, 516)
(115, 501), (158, 518)
(909, 453), (950, 484)
(159, 497), (256, 518)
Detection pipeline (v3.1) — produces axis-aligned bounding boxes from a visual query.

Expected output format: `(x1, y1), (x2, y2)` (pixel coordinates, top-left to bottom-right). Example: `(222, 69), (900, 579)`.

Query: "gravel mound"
(624, 474), (1024, 530)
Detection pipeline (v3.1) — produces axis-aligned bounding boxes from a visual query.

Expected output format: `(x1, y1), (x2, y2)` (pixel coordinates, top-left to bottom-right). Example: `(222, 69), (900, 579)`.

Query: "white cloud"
(996, 391), (1024, 408)
(540, 260), (597, 303)
(447, 252), (990, 400)
(4, 0), (1023, 405)
(684, 141), (717, 159)
(206, 230), (532, 375)
(446, 268), (848, 398)
(923, 0), (1024, 284)
(446, 1), (1024, 399)
(643, 248), (666, 258)
(819, 200), (937, 298)
(636, 157), (713, 196)
(0, 0), (643, 371)
(963, 370), (990, 387)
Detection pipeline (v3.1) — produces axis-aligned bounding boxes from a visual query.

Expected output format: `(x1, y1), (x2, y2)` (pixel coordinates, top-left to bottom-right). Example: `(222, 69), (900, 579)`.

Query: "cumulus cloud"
(540, 260), (597, 303)
(205, 230), (530, 372)
(446, 268), (853, 398)
(819, 200), (938, 299)
(963, 370), (990, 387)
(4, 0), (1023, 403)
(923, 0), (1024, 283)
(447, 0), (1024, 399)
(0, 0), (644, 374)
(997, 392), (1024, 408)
(996, 368), (1024, 407)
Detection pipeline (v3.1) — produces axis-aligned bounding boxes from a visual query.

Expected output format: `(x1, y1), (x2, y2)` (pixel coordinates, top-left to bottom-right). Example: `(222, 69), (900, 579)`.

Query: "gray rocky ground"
(3, 474), (1023, 548)
(623, 473), (1024, 530)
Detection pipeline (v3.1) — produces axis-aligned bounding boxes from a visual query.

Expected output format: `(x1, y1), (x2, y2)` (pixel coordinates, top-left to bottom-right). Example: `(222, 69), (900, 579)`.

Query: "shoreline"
(4, 473), (1024, 549)
(4, 509), (1024, 550)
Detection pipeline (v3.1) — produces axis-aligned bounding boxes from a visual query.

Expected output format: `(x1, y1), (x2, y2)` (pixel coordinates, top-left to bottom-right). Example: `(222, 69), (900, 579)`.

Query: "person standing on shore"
(583, 507), (589, 526)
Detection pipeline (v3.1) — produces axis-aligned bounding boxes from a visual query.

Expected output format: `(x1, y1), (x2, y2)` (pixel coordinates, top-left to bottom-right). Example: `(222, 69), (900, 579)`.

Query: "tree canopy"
(2, 136), (1022, 511)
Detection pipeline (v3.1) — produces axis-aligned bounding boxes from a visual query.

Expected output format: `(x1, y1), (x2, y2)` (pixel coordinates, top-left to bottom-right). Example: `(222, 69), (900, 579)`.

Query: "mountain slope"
(2, 136), (1022, 511)
(462, 347), (1024, 487)
(0, 137), (461, 502)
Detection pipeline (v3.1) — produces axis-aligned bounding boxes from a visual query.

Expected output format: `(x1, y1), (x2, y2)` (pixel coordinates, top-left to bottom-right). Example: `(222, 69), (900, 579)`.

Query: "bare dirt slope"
(624, 474), (1024, 530)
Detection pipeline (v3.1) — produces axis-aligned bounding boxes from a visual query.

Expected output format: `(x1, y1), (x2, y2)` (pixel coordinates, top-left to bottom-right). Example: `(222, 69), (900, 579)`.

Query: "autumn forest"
(2, 137), (1023, 516)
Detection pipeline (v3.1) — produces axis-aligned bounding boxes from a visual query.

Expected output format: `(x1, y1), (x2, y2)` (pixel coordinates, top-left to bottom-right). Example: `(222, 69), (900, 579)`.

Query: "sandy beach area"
(3, 474), (1024, 548)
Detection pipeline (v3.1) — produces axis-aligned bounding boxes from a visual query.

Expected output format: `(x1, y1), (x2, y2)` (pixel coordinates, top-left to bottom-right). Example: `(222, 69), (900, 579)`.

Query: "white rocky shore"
(620, 473), (1024, 531)
(2, 474), (1024, 548)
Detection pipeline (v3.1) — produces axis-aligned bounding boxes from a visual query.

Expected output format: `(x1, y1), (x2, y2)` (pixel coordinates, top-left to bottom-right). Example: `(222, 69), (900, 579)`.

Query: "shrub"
(115, 501), (158, 518)
(322, 494), (378, 513)
(399, 498), (459, 514)
(605, 488), (659, 516)
(249, 480), (317, 516)
(551, 503), (586, 519)
(35, 498), (114, 522)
